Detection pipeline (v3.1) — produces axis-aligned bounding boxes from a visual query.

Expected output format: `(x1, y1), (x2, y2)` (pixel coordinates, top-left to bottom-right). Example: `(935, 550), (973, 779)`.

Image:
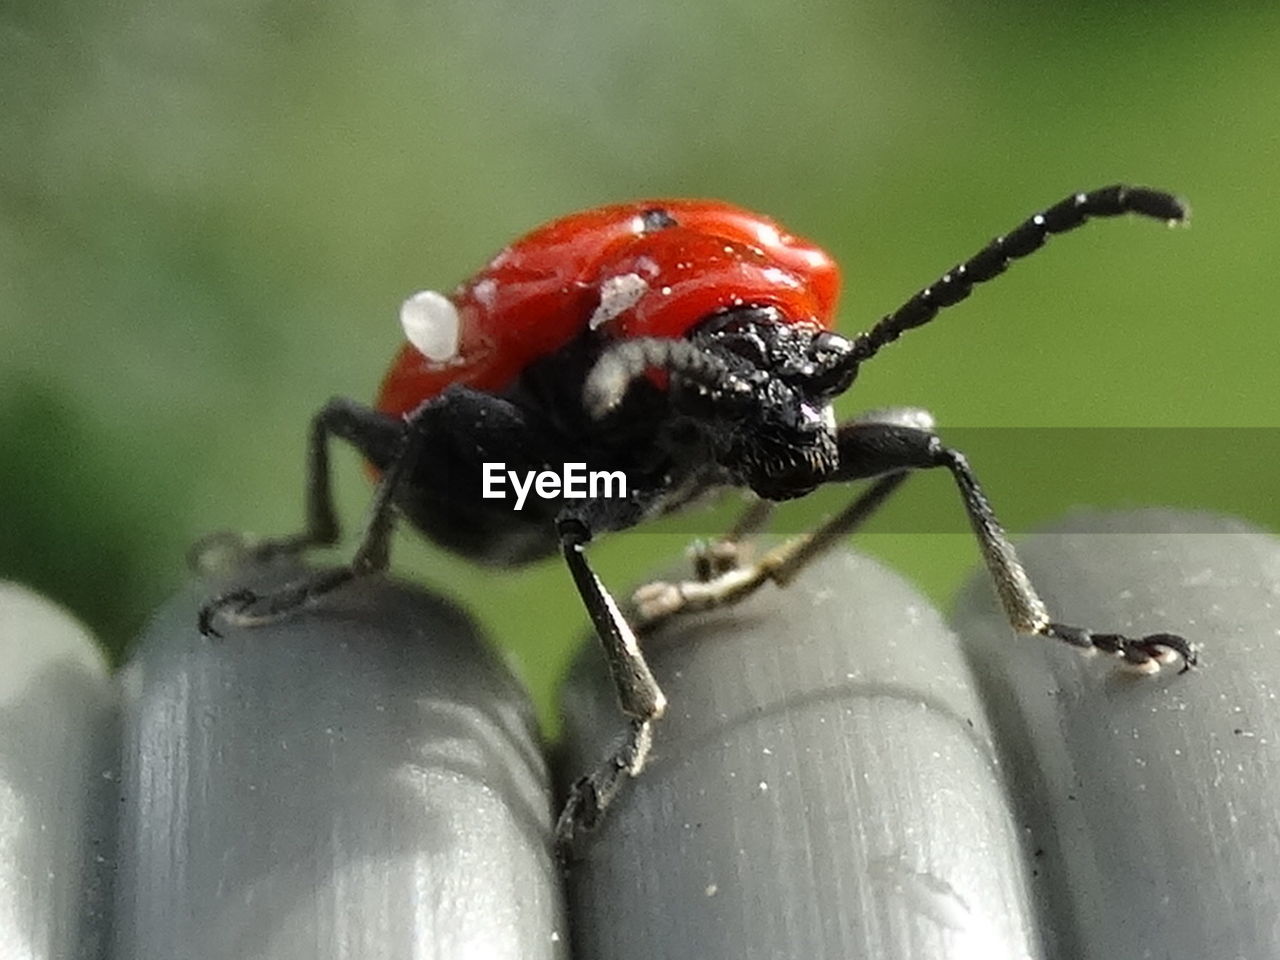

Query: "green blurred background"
(2, 0), (1277, 719)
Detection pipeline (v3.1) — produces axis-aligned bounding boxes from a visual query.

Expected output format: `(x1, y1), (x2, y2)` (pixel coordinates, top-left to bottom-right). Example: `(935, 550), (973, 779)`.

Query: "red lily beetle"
(201, 186), (1195, 850)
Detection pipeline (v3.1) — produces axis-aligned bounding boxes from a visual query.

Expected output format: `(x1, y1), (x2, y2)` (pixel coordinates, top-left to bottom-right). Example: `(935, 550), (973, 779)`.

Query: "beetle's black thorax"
(509, 307), (860, 503)
(388, 308), (860, 566)
(506, 331), (735, 510)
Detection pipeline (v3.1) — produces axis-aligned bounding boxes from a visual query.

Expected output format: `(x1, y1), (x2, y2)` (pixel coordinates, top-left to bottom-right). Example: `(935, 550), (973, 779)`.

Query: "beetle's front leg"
(831, 420), (1197, 673)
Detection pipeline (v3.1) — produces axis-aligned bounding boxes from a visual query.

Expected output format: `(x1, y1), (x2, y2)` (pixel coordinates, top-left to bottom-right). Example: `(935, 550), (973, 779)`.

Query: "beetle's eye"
(806, 331), (857, 395)
(811, 331), (853, 366)
(810, 330), (852, 358)
(400, 290), (461, 362)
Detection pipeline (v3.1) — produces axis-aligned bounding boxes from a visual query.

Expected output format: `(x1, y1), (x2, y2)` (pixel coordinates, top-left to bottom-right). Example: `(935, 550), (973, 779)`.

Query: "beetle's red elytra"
(377, 200), (841, 417)
(201, 186), (1195, 856)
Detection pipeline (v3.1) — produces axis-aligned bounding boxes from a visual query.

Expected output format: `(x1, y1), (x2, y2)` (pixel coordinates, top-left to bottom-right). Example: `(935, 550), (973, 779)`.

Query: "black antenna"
(851, 184), (1189, 365)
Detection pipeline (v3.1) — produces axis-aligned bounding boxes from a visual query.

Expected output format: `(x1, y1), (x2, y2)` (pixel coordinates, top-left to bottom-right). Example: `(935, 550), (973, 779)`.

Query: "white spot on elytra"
(760, 266), (799, 287)
(400, 289), (460, 362)
(472, 277), (498, 309)
(588, 272), (649, 330)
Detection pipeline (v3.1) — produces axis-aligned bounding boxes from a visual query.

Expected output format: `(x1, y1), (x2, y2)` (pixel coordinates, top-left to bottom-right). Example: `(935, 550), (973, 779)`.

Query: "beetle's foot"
(633, 565), (768, 628)
(554, 775), (602, 869)
(554, 718), (652, 868)
(198, 567), (357, 638)
(198, 588), (260, 638)
(1044, 622), (1198, 675)
(688, 537), (751, 582)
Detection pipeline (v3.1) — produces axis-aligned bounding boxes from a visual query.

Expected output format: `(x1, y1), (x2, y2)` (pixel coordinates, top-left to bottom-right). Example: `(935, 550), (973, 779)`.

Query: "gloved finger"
(559, 548), (1039, 959)
(114, 566), (567, 960)
(952, 508), (1280, 960)
(0, 582), (116, 959)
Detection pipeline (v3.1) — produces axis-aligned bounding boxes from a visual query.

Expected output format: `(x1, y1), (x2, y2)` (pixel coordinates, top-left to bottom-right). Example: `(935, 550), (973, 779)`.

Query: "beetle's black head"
(678, 306), (858, 499)
(583, 305), (861, 500)
(688, 306), (858, 400)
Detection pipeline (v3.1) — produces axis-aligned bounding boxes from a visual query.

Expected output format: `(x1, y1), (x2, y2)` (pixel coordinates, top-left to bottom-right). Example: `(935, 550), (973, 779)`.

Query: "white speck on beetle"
(705, 883), (719, 897)
(589, 273), (649, 330)
(472, 277), (498, 309)
(400, 289), (461, 362)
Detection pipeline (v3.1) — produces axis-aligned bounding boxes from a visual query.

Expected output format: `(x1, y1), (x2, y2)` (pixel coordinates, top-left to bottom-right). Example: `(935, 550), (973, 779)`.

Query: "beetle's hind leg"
(189, 397), (400, 574)
(198, 388), (548, 637)
(198, 399), (412, 636)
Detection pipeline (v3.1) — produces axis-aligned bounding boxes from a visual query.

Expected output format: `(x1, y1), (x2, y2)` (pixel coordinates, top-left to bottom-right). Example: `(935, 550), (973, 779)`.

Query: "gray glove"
(2, 509), (1275, 959)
